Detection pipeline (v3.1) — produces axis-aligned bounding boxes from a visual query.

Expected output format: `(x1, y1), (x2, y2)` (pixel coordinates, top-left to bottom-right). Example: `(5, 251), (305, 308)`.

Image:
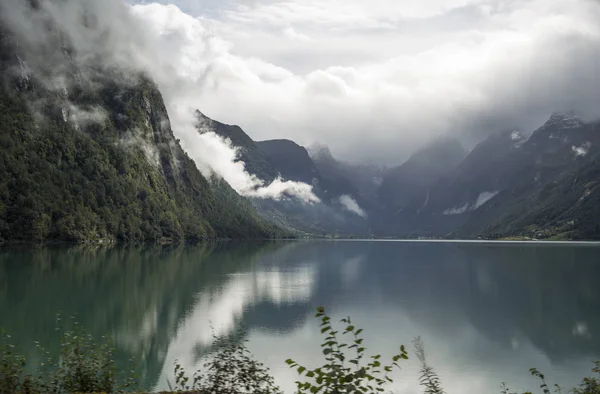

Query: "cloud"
(444, 203), (469, 215)
(179, 112), (320, 203)
(572, 142), (591, 157)
(283, 26), (311, 42)
(6, 0), (600, 176)
(128, 0), (600, 165)
(473, 191), (499, 209)
(338, 195), (367, 218)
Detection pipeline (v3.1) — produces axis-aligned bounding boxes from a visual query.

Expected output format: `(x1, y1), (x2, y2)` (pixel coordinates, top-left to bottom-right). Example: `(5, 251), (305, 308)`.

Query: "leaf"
(316, 306), (325, 313)
(298, 366), (306, 374)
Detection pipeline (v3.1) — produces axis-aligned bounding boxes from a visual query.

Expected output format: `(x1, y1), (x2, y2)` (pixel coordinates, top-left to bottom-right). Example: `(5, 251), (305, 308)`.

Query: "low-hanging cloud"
(191, 118), (319, 202)
(572, 142), (591, 158)
(338, 195), (367, 218)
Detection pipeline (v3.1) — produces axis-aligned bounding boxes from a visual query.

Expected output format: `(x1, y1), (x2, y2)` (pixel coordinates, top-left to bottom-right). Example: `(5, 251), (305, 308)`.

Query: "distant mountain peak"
(543, 111), (583, 129)
(308, 143), (335, 162)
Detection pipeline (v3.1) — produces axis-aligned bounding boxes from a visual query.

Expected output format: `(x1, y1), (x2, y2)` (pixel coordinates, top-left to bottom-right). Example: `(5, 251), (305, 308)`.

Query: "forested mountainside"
(0, 3), (284, 243)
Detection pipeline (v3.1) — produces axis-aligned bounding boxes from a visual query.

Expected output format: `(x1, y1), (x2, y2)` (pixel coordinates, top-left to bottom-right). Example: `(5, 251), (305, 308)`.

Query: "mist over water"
(1, 241), (599, 393)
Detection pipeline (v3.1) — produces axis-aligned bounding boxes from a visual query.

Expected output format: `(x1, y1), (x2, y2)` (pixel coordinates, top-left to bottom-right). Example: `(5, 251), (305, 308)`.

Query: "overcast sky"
(127, 0), (600, 164)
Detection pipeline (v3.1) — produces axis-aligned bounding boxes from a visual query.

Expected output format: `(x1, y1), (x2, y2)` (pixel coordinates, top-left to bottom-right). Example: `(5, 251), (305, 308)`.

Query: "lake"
(1, 240), (599, 393)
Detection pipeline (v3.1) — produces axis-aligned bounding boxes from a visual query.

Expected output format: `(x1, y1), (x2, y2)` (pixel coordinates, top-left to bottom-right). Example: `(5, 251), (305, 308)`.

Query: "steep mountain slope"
(0, 4), (283, 242)
(455, 114), (600, 239)
(196, 111), (278, 182)
(378, 136), (467, 212)
(255, 140), (320, 186)
(393, 129), (530, 236)
(309, 144), (384, 219)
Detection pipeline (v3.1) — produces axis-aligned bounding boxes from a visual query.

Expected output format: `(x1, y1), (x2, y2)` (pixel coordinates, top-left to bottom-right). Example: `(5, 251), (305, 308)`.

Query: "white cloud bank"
(338, 195), (367, 218)
(130, 0), (600, 165)
(189, 118), (320, 203)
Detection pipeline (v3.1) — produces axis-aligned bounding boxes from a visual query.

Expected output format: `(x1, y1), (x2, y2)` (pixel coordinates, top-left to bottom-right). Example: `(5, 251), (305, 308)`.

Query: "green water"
(1, 240), (599, 393)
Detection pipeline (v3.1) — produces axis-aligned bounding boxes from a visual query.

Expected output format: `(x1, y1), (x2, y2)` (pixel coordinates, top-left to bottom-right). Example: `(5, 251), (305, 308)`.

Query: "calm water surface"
(1, 240), (599, 393)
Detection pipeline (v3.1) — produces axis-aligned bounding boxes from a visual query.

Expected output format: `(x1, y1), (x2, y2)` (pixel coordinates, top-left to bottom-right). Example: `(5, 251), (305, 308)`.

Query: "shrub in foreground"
(1, 308), (600, 394)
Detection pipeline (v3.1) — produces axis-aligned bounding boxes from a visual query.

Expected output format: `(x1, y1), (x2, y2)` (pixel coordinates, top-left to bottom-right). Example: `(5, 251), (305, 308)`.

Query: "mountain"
(372, 113), (600, 240)
(195, 114), (371, 236)
(255, 140), (320, 186)
(388, 128), (530, 237)
(378, 136), (467, 212)
(308, 144), (384, 217)
(454, 113), (600, 240)
(196, 111), (278, 182)
(374, 136), (467, 235)
(0, 4), (284, 243)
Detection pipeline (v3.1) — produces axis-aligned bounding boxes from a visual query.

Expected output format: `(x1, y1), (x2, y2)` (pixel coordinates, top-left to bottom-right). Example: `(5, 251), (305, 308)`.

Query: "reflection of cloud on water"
(155, 263), (316, 390)
(339, 255), (364, 286)
(572, 322), (591, 339)
(115, 308), (159, 354)
(246, 303), (591, 394)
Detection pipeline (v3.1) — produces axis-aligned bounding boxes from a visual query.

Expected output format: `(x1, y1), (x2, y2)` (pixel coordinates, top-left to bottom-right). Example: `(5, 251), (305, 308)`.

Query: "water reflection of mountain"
(213, 241), (600, 364)
(1, 241), (599, 391)
(0, 241), (292, 390)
